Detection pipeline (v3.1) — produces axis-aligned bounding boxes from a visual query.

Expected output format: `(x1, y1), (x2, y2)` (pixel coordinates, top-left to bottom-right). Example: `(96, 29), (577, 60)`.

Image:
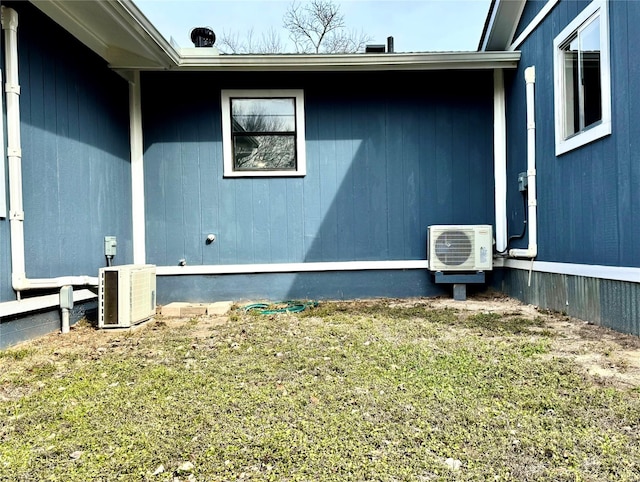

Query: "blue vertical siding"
(0, 1), (132, 302)
(142, 70), (495, 269)
(505, 0), (640, 268)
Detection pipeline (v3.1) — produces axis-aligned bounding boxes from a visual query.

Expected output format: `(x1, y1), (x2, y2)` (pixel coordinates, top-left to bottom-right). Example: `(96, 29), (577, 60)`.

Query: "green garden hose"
(241, 300), (319, 315)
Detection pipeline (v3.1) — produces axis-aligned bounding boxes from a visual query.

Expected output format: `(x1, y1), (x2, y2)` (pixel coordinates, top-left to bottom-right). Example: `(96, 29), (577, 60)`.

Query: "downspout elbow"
(508, 245), (537, 259)
(11, 272), (29, 292)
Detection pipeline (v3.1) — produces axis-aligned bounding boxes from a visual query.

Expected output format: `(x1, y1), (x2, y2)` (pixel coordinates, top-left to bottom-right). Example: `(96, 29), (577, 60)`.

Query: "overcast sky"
(133, 0), (492, 53)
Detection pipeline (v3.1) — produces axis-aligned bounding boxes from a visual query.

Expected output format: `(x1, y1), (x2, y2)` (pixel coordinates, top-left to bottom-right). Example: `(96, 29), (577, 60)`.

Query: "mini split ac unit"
(428, 225), (493, 272)
(98, 264), (157, 328)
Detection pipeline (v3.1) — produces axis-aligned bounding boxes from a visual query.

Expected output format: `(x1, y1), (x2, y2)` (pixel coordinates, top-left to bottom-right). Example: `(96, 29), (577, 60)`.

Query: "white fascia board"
(509, 0), (560, 51)
(157, 260), (429, 276)
(495, 258), (640, 283)
(109, 0), (180, 66)
(172, 51), (520, 72)
(129, 71), (146, 264)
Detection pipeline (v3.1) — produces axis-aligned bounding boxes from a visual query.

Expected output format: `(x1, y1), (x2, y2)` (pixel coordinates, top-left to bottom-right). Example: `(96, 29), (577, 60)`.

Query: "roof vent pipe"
(387, 36), (394, 53)
(190, 27), (216, 47)
(365, 44), (385, 53)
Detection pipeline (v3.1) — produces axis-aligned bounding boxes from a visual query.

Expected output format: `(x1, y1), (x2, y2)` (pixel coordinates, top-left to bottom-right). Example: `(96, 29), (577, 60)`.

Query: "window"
(221, 89), (306, 177)
(553, 0), (610, 155)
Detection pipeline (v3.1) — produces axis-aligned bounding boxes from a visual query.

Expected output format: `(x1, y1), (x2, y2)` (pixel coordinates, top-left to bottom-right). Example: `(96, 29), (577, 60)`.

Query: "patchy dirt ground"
(426, 291), (640, 389)
(6, 291), (640, 393)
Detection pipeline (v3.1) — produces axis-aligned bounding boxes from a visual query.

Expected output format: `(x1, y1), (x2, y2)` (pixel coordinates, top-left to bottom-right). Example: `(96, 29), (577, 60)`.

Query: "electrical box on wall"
(104, 236), (117, 257)
(518, 172), (528, 192)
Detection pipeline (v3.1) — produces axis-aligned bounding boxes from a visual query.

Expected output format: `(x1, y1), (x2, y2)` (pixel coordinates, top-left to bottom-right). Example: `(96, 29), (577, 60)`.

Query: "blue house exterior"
(142, 70), (498, 302)
(0, 1), (133, 347)
(480, 0), (640, 335)
(0, 0), (637, 349)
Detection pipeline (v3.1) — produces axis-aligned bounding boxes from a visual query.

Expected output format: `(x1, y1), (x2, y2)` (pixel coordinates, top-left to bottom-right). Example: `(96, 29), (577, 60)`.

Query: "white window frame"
(553, 0), (611, 156)
(221, 89), (306, 177)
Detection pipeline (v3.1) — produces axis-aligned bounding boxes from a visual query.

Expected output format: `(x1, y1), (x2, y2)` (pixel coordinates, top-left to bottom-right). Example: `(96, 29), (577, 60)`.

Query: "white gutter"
(2, 7), (98, 298)
(494, 69), (507, 252)
(174, 51), (521, 72)
(509, 66), (537, 259)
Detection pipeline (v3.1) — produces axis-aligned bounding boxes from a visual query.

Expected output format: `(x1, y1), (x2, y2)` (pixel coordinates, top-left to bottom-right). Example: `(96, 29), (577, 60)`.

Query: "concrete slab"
(206, 301), (233, 315)
(159, 302), (190, 317)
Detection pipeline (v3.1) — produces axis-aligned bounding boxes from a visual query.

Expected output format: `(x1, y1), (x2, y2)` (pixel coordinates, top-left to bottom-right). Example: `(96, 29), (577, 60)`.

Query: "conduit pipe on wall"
(509, 66), (538, 259)
(2, 7), (98, 301)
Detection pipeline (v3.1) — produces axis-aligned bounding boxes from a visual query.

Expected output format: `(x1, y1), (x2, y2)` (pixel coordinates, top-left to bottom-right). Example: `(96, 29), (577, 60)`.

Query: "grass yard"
(1, 294), (640, 481)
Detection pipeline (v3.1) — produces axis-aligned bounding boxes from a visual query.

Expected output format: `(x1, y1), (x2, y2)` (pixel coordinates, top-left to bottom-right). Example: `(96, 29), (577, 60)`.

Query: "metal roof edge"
(120, 50), (521, 72)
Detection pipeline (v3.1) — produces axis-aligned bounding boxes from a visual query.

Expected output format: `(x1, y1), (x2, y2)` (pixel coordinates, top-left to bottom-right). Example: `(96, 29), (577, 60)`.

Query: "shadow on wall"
(284, 70), (495, 300)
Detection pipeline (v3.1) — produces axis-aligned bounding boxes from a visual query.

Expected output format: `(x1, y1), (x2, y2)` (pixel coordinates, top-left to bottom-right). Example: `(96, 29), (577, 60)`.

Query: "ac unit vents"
(98, 264), (157, 328)
(428, 225), (493, 272)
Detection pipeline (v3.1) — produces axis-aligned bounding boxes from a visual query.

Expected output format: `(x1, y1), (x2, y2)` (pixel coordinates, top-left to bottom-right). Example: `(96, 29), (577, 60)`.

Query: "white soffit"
(480, 0), (526, 51)
(30, 0), (177, 69)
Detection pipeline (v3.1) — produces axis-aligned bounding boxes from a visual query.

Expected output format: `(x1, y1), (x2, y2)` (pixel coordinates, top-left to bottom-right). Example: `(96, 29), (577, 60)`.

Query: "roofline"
(164, 50), (520, 72)
(478, 0), (498, 51)
(31, 0), (520, 72)
(478, 0), (526, 51)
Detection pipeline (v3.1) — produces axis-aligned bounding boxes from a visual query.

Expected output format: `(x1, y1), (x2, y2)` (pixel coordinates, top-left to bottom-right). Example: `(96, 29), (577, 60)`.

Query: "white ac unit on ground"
(98, 264), (157, 328)
(428, 225), (493, 272)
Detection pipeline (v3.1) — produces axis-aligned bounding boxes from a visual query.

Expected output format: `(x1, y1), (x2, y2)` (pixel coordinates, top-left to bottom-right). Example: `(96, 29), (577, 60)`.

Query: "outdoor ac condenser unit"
(98, 264), (157, 328)
(428, 225), (493, 272)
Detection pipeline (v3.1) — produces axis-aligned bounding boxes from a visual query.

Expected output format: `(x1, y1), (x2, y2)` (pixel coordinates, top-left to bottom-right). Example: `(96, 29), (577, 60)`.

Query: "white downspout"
(494, 68), (507, 253)
(2, 6), (97, 299)
(3, 6), (26, 294)
(509, 66), (537, 259)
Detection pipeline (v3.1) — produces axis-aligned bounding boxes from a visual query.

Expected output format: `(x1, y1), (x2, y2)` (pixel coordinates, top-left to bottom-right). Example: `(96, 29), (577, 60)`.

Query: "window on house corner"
(221, 90), (306, 177)
(553, 0), (611, 156)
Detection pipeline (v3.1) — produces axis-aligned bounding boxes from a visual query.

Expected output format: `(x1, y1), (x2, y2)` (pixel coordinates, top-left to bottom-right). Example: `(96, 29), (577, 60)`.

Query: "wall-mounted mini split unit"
(98, 264), (157, 328)
(428, 225), (493, 272)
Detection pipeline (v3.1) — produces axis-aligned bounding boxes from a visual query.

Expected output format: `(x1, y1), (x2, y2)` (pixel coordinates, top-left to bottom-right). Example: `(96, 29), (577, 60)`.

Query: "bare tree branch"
(283, 0), (348, 53)
(219, 0), (372, 54)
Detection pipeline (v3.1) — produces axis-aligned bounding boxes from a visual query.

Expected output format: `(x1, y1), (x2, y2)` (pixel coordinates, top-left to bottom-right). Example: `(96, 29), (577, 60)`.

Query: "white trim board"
(130, 71), (146, 264)
(157, 260), (430, 276)
(509, 0), (560, 51)
(496, 258), (640, 283)
(156, 258), (640, 285)
(0, 289), (97, 318)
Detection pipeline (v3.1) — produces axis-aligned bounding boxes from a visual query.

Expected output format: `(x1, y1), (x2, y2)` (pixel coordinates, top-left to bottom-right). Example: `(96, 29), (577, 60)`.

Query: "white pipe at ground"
(61, 308), (70, 334)
(509, 65), (538, 259)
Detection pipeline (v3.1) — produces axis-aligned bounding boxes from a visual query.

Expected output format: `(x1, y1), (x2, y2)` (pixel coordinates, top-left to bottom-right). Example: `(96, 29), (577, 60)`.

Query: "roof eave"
(30, 0), (179, 70)
(155, 51), (521, 72)
(478, 0), (526, 51)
